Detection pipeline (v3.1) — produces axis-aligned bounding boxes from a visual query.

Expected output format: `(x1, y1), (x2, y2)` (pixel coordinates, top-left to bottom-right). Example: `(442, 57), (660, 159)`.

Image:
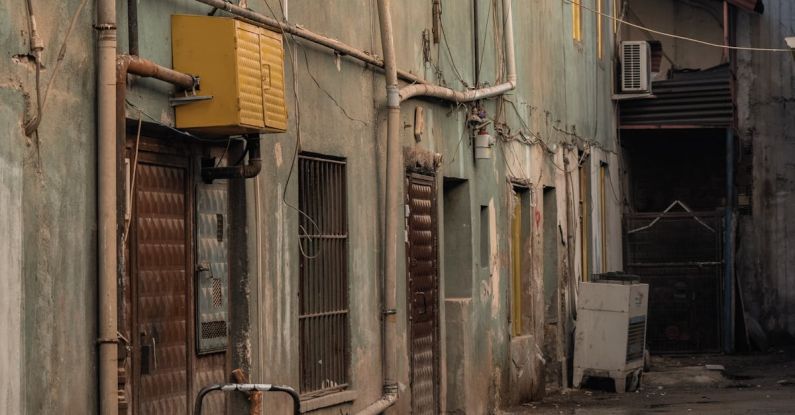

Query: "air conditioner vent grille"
(626, 316), (646, 362)
(620, 41), (650, 93)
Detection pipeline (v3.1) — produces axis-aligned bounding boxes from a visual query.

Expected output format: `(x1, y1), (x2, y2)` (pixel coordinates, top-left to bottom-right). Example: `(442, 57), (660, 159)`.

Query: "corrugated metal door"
(406, 173), (440, 415)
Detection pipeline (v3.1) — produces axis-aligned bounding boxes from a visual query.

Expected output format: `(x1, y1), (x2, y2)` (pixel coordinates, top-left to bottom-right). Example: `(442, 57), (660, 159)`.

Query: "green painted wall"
(0, 1), (97, 414)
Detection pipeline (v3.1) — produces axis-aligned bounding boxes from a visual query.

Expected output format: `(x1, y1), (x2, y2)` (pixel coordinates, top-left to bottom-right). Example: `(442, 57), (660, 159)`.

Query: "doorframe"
(405, 170), (441, 414)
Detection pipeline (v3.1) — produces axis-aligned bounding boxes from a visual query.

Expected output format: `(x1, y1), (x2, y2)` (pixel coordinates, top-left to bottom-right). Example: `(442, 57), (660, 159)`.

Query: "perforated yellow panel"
(172, 15), (287, 135)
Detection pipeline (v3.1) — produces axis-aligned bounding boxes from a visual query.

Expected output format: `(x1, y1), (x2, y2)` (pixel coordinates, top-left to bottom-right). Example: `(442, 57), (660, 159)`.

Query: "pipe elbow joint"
(201, 136), (262, 183)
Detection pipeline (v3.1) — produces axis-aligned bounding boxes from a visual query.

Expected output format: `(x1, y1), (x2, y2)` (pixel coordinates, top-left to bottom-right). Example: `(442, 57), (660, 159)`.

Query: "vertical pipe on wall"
(97, 0), (118, 413)
(473, 0), (480, 87)
(128, 0), (138, 55)
(722, 1), (730, 62)
(356, 1), (401, 414)
(724, 128), (735, 353)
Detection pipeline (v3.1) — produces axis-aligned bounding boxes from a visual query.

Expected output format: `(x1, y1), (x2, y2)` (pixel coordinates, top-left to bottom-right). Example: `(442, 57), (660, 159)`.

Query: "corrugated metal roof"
(619, 64), (733, 128)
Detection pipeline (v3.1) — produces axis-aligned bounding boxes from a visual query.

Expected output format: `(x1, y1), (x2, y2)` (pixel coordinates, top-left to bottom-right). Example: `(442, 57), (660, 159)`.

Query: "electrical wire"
(301, 47), (368, 126)
(565, 0), (792, 52)
(124, 99), (244, 145)
(265, 0), (323, 259)
(123, 112), (143, 244)
(23, 0), (42, 138)
(475, 0), (494, 86)
(42, 0), (90, 109)
(439, 2), (471, 88)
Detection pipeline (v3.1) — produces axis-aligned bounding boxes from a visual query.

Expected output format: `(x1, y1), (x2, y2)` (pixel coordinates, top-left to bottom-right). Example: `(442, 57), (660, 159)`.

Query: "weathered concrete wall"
(735, 0), (795, 340)
(0, 1), (97, 414)
(0, 0), (624, 413)
(140, 0), (621, 412)
(624, 0), (725, 77)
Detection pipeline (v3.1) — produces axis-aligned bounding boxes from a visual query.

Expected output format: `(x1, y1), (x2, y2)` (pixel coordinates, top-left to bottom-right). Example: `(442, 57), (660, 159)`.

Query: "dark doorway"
(623, 129), (725, 353)
(406, 172), (440, 414)
(542, 187), (561, 387)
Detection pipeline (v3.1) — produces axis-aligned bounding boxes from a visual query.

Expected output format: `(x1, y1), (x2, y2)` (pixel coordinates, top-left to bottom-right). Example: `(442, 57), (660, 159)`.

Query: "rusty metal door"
(131, 156), (191, 414)
(406, 172), (440, 414)
(124, 138), (227, 415)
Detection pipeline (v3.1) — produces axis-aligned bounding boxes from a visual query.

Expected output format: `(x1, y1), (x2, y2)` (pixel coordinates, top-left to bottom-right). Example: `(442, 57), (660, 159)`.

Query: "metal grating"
(622, 43), (641, 91)
(298, 154), (349, 396)
(196, 181), (229, 354)
(625, 213), (723, 353)
(406, 173), (440, 415)
(626, 316), (646, 362)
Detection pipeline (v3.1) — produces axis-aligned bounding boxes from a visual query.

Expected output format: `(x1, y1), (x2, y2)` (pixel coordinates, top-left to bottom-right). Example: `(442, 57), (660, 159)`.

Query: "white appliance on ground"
(573, 277), (649, 393)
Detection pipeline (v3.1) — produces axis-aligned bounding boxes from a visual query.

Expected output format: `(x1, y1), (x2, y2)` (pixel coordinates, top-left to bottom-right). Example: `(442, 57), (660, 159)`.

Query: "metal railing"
(194, 383), (300, 415)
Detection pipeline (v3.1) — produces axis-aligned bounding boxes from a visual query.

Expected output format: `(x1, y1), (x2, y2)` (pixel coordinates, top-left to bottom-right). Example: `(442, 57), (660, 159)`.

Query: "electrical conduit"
(360, 0), (517, 413)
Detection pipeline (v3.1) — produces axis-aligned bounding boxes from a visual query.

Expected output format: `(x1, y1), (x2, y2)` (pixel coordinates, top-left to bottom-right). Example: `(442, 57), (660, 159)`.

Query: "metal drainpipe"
(356, 1), (401, 414)
(359, 0), (517, 413)
(97, 0), (118, 412)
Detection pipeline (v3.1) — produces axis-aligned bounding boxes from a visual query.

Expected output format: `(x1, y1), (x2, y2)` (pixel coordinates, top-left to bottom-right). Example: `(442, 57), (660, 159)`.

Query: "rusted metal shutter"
(406, 173), (440, 415)
(135, 163), (189, 414)
(620, 64), (732, 128)
(298, 154), (349, 396)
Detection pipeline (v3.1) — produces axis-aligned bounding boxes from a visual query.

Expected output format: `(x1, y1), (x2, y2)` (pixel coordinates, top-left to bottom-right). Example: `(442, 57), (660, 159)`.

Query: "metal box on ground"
(171, 15), (288, 135)
(573, 277), (649, 393)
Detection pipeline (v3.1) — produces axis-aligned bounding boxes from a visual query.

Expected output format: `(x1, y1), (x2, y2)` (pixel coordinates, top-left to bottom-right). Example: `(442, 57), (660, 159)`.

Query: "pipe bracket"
(96, 337), (119, 345)
(386, 85), (400, 108)
(93, 23), (117, 31)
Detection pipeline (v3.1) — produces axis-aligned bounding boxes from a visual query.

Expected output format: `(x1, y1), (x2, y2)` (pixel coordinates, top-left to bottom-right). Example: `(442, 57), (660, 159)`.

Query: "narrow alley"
(1, 0), (795, 414)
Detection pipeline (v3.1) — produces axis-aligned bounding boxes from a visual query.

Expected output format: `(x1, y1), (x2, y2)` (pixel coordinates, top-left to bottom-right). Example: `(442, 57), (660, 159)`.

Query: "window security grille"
(298, 154), (349, 395)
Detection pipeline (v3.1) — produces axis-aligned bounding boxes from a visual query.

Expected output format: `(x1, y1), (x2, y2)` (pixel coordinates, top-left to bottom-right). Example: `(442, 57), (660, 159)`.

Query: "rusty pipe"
(192, 0), (426, 85)
(117, 54), (198, 90)
(201, 137), (262, 183)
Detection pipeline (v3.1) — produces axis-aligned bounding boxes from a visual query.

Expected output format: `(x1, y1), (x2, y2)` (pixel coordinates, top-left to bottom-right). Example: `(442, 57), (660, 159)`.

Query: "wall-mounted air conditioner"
(620, 41), (652, 94)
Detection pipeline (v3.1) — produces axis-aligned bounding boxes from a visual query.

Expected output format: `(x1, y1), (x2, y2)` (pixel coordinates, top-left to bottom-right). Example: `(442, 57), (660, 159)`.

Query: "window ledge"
(300, 390), (357, 413)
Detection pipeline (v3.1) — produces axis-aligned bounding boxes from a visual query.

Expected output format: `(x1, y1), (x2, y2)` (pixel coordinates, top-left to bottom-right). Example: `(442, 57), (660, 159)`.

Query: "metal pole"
(97, 0), (118, 412)
(724, 128), (735, 353)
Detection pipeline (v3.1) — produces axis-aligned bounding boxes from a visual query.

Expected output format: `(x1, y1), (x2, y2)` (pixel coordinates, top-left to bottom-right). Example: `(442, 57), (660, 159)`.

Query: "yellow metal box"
(171, 15), (288, 134)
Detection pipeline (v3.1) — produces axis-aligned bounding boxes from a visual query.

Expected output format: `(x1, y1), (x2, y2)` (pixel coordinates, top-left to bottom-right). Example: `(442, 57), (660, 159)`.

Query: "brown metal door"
(406, 173), (440, 415)
(132, 158), (191, 414)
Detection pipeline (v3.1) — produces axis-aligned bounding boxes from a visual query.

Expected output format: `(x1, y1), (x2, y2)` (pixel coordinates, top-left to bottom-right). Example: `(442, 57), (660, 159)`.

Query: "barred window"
(298, 154), (349, 396)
